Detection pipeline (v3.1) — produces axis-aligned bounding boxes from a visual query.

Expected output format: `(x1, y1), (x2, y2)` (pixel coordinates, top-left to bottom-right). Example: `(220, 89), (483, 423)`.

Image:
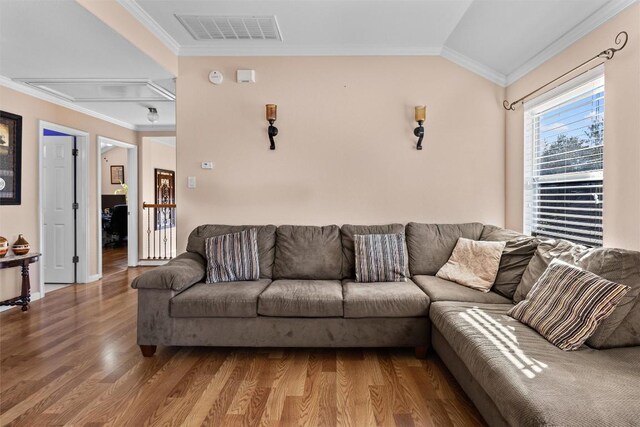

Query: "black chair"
(107, 204), (128, 246)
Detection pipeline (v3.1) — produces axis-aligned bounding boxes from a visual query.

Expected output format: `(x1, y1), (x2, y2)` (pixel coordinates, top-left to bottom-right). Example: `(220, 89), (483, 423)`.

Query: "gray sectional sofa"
(131, 222), (640, 426)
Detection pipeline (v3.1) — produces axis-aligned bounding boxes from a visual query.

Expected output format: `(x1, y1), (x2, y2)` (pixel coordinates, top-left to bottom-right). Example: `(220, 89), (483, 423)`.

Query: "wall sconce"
(414, 106), (426, 150)
(147, 107), (159, 123)
(266, 104), (278, 150)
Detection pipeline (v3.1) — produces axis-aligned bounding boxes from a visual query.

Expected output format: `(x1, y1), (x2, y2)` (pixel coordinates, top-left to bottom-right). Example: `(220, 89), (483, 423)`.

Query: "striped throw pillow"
(205, 229), (260, 283)
(354, 233), (407, 282)
(508, 259), (630, 351)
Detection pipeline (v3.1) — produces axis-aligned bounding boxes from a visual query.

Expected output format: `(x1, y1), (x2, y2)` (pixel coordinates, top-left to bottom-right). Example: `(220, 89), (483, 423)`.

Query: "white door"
(43, 135), (75, 283)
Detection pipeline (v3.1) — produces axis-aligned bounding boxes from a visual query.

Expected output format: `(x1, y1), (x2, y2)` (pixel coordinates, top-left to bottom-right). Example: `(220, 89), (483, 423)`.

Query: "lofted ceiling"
(0, 0), (176, 129)
(126, 0), (636, 85)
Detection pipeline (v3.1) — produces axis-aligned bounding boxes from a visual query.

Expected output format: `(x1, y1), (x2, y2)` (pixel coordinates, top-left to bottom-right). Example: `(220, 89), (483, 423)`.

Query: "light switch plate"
(201, 161), (214, 169)
(187, 176), (196, 188)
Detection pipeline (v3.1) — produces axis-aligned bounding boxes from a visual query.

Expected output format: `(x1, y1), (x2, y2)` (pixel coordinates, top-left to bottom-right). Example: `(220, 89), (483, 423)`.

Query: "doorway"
(38, 121), (90, 296)
(97, 136), (138, 278)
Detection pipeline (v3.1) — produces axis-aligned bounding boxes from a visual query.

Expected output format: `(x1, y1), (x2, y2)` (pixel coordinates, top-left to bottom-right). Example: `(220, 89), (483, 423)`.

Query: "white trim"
(440, 47), (507, 87)
(135, 124), (176, 132)
(117, 0), (181, 55)
(178, 45), (443, 57)
(507, 0), (638, 85)
(97, 136), (139, 279)
(14, 78), (175, 102)
(39, 122), (91, 296)
(87, 274), (101, 283)
(2, 76), (136, 130)
(1, 76), (175, 131)
(524, 65), (604, 110)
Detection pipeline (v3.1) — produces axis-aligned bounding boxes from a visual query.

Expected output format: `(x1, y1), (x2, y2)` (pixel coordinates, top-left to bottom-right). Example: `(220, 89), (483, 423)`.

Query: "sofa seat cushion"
(430, 302), (640, 427)
(258, 279), (343, 317)
(170, 279), (272, 318)
(342, 279), (429, 318)
(413, 275), (511, 304)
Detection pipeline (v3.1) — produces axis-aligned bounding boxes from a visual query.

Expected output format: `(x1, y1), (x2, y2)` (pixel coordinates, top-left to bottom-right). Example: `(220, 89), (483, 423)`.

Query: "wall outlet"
(201, 161), (214, 169)
(187, 176), (196, 189)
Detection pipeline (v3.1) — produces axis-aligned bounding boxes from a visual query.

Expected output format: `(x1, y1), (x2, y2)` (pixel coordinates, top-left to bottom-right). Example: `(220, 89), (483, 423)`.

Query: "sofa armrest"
(131, 252), (206, 292)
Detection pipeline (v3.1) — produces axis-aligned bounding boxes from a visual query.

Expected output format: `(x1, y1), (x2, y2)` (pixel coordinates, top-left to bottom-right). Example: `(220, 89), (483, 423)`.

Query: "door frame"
(38, 121), (90, 294)
(96, 136), (139, 277)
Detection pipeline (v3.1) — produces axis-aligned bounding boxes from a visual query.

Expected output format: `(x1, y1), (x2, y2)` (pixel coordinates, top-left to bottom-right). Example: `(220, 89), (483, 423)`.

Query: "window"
(524, 69), (604, 247)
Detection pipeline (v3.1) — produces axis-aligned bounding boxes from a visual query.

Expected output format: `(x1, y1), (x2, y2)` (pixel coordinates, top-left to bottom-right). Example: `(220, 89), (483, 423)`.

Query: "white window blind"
(524, 71), (604, 247)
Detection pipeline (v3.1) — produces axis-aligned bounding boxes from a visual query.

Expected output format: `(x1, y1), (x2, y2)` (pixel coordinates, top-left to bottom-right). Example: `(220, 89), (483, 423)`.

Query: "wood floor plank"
(0, 247), (486, 427)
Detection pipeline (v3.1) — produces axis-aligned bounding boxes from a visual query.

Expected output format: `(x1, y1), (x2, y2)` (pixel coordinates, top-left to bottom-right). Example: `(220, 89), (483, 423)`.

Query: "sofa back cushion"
(186, 224), (276, 279)
(515, 240), (640, 348)
(480, 225), (539, 300)
(405, 222), (483, 275)
(341, 224), (405, 278)
(274, 225), (343, 280)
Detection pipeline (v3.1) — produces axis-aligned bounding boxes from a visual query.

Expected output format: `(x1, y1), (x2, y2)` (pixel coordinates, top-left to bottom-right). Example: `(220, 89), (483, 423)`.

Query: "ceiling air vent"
(176, 15), (282, 41)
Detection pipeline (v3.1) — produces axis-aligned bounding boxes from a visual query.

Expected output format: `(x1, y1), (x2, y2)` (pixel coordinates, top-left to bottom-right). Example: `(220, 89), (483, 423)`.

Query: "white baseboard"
(86, 274), (101, 283)
(0, 291), (42, 313)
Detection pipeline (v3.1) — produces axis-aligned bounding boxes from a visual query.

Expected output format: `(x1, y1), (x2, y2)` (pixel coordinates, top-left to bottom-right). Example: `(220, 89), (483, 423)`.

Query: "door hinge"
(72, 148), (79, 156)
(72, 256), (79, 263)
(72, 202), (79, 210)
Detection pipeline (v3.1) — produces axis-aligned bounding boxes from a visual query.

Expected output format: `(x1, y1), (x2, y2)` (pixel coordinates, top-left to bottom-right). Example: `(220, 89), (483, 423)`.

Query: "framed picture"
(154, 168), (175, 230)
(110, 165), (125, 185)
(0, 111), (22, 205)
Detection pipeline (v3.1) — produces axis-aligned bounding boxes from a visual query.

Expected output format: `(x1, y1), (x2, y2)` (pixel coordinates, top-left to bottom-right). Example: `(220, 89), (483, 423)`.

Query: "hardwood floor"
(0, 264), (485, 426)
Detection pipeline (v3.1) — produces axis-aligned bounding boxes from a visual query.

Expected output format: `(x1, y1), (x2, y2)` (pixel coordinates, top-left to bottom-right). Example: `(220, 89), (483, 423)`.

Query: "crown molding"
(116, 0), (181, 55)
(506, 0), (638, 86)
(178, 45), (443, 57)
(0, 75), (137, 130)
(440, 46), (506, 87)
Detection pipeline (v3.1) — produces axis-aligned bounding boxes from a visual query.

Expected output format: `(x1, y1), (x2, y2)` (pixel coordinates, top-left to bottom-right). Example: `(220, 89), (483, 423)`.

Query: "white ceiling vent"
(176, 15), (282, 41)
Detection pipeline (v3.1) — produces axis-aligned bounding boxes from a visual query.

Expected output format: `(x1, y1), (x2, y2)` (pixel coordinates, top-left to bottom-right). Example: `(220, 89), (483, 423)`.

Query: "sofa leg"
(415, 345), (428, 359)
(140, 345), (157, 357)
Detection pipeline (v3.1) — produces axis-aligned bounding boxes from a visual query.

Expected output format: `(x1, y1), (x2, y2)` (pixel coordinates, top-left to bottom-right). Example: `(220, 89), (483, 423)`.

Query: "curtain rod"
(503, 31), (628, 111)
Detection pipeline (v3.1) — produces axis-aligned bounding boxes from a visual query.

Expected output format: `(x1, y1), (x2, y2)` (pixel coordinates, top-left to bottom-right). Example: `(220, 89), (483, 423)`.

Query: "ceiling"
(0, 0), (635, 129)
(0, 0), (175, 129)
(126, 0), (635, 85)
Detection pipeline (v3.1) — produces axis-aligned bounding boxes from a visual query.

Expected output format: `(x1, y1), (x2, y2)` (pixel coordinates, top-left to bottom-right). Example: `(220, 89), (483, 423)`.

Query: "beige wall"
(101, 147), (128, 194)
(505, 4), (640, 250)
(0, 86), (137, 300)
(176, 56), (506, 250)
(140, 138), (177, 259)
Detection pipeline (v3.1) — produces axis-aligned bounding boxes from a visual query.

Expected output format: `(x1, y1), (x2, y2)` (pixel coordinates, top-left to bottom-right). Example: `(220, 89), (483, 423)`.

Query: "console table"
(0, 252), (41, 312)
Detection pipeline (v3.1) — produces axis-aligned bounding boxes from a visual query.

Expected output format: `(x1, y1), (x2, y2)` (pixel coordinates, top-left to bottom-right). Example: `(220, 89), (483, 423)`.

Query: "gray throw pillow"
(509, 259), (630, 351)
(354, 233), (407, 282)
(205, 229), (260, 283)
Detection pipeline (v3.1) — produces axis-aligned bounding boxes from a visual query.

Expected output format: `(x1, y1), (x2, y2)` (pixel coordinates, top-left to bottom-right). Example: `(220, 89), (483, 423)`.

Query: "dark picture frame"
(110, 165), (125, 185)
(154, 168), (175, 230)
(0, 111), (22, 205)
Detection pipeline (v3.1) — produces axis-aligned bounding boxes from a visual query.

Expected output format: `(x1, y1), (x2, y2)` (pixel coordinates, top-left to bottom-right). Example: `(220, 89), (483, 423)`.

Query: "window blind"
(524, 72), (604, 247)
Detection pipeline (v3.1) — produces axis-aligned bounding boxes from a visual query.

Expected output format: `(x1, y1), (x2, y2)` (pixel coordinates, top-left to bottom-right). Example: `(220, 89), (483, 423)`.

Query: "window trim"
(523, 66), (605, 246)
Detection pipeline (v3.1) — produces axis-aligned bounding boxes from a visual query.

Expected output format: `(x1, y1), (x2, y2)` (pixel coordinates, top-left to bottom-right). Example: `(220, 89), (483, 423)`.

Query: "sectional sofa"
(131, 222), (640, 426)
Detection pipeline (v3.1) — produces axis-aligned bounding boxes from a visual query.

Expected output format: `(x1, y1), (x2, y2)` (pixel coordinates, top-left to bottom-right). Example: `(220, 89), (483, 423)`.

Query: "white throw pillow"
(436, 237), (506, 292)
